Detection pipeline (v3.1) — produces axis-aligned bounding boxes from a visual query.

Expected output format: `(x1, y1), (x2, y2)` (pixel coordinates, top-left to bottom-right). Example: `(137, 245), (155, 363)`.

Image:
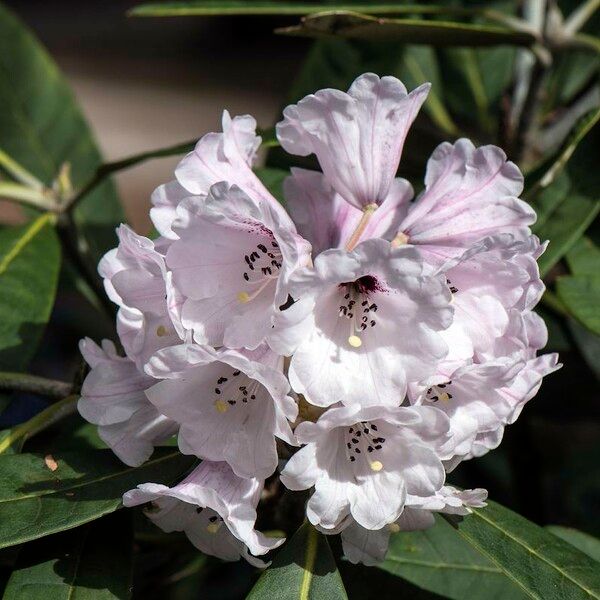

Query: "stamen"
(237, 292), (250, 303)
(370, 460), (383, 472)
(214, 399), (229, 413)
(388, 522), (401, 533)
(348, 335), (362, 348)
(156, 325), (169, 337)
(206, 522), (220, 534)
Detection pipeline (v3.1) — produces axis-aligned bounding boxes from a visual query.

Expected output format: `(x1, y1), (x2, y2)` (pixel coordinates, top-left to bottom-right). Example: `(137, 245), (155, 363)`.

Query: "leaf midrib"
(0, 213), (52, 276)
(470, 509), (600, 599)
(385, 556), (502, 573)
(0, 451), (181, 504)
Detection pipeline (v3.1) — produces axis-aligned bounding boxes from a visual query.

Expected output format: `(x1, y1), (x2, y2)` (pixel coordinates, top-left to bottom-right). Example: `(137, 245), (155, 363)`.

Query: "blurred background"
(2, 0), (309, 232)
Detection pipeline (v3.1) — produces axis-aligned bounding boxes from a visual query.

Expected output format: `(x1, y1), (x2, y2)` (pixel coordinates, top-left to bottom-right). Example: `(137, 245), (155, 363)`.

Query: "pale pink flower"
(277, 73), (429, 211)
(145, 342), (297, 479)
(395, 139), (536, 267)
(271, 239), (452, 407)
(78, 338), (176, 466)
(98, 224), (184, 369)
(340, 486), (487, 566)
(280, 404), (450, 531)
(166, 182), (311, 349)
(123, 461), (283, 565)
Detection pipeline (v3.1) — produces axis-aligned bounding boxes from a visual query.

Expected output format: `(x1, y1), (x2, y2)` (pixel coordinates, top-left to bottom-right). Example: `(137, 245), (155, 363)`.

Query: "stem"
(345, 204), (378, 251)
(0, 395), (78, 454)
(0, 182), (56, 211)
(0, 372), (74, 399)
(0, 149), (44, 190)
(564, 0), (600, 36)
(56, 212), (116, 320)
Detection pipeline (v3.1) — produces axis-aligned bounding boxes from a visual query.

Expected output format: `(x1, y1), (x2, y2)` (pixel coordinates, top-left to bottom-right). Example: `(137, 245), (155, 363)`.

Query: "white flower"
(166, 182), (311, 350)
(123, 461), (284, 565)
(98, 224), (185, 369)
(78, 338), (176, 466)
(272, 239), (452, 407)
(145, 342), (297, 479)
(281, 404), (450, 531)
(340, 486), (487, 566)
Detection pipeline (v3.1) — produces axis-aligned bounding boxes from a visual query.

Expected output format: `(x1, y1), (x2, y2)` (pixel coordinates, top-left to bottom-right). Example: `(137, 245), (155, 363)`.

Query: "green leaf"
(547, 526), (600, 563)
(398, 45), (460, 137)
(557, 275), (600, 335)
(534, 192), (600, 277)
(566, 236), (600, 276)
(568, 318), (600, 379)
(0, 448), (194, 549)
(379, 514), (527, 600)
(255, 167), (288, 205)
(445, 500), (600, 599)
(3, 511), (133, 599)
(0, 214), (61, 371)
(247, 522), (348, 600)
(532, 170), (571, 231)
(276, 12), (537, 47)
(0, 2), (123, 263)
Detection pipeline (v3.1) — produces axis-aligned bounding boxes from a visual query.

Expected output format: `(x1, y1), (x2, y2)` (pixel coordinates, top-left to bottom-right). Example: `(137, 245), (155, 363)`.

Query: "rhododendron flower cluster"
(79, 73), (559, 567)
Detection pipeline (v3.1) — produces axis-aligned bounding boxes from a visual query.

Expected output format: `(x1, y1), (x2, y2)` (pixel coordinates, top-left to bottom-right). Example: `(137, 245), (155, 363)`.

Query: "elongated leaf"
(247, 522), (348, 600)
(568, 319), (600, 379)
(379, 515), (527, 599)
(277, 12), (537, 47)
(3, 511), (133, 599)
(566, 236), (600, 276)
(0, 3), (123, 263)
(557, 275), (600, 335)
(445, 500), (600, 599)
(0, 448), (194, 549)
(534, 192), (600, 277)
(0, 214), (61, 371)
(532, 170), (571, 231)
(547, 526), (600, 563)
(255, 167), (288, 205)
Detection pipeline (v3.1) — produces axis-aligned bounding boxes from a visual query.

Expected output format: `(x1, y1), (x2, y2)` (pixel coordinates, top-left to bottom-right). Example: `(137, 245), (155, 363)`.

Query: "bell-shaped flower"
(152, 111), (288, 238)
(438, 234), (546, 357)
(271, 239), (452, 407)
(78, 338), (177, 466)
(284, 167), (413, 255)
(340, 486), (487, 566)
(277, 73), (429, 212)
(408, 357), (525, 461)
(123, 460), (283, 565)
(166, 182), (311, 349)
(145, 342), (297, 479)
(99, 224), (184, 369)
(280, 404), (450, 532)
(394, 139), (535, 266)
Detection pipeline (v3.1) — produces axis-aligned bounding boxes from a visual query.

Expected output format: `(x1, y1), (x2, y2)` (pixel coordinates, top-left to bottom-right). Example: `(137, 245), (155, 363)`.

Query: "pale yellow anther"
(156, 325), (169, 337)
(388, 522), (401, 533)
(439, 392), (451, 403)
(237, 291), (250, 304)
(370, 460), (383, 472)
(348, 335), (362, 348)
(206, 523), (220, 534)
(214, 399), (229, 413)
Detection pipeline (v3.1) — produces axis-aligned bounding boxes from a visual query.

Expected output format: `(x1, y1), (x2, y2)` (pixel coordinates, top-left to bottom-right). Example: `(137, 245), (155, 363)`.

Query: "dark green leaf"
(532, 170), (571, 231)
(0, 448), (195, 549)
(247, 522), (348, 600)
(255, 167), (288, 205)
(0, 3), (123, 263)
(0, 215), (61, 371)
(445, 500), (600, 599)
(3, 511), (133, 599)
(547, 526), (600, 563)
(379, 515), (527, 600)
(277, 12), (537, 47)
(566, 236), (600, 277)
(557, 275), (600, 335)
(534, 193), (600, 277)
(568, 319), (600, 379)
